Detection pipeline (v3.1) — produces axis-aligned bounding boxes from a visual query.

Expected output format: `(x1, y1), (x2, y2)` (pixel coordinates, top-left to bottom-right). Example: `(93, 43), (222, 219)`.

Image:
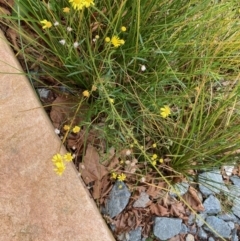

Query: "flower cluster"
(63, 125), (81, 133)
(105, 35), (125, 48)
(52, 152), (74, 175)
(111, 172), (127, 181)
(69, 0), (95, 10)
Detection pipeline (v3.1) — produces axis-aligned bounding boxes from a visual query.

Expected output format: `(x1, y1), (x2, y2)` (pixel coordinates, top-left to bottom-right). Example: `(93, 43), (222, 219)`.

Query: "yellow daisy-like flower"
(111, 172), (118, 179)
(111, 36), (124, 48)
(109, 98), (114, 104)
(152, 143), (157, 148)
(151, 160), (157, 166)
(84, 0), (95, 8)
(83, 90), (90, 97)
(117, 173), (126, 181)
(52, 153), (63, 163)
(151, 154), (158, 160)
(63, 125), (70, 131)
(121, 26), (127, 32)
(69, 0), (85, 10)
(105, 37), (110, 43)
(160, 105), (171, 118)
(64, 152), (73, 162)
(159, 158), (164, 163)
(63, 7), (70, 13)
(54, 161), (66, 176)
(72, 126), (81, 133)
(40, 19), (52, 29)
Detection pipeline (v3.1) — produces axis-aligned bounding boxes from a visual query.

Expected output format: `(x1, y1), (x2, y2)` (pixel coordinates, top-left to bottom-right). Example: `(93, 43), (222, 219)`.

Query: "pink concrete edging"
(0, 30), (115, 241)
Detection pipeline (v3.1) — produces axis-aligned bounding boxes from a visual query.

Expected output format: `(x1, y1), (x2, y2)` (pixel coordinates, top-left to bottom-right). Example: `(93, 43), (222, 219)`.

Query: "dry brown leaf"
(170, 201), (186, 217)
(182, 187), (205, 212)
(188, 186), (204, 210)
(149, 203), (169, 216)
(146, 182), (166, 199)
(50, 95), (80, 128)
(92, 179), (101, 200)
(79, 144), (108, 184)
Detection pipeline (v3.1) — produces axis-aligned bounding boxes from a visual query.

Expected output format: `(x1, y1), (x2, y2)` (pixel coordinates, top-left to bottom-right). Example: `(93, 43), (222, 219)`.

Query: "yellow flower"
(72, 126), (81, 133)
(151, 154), (158, 160)
(152, 143), (157, 148)
(84, 0), (95, 8)
(52, 153), (63, 163)
(54, 161), (66, 176)
(64, 152), (73, 162)
(111, 172), (117, 179)
(63, 125), (70, 131)
(159, 158), (164, 163)
(120, 159), (125, 164)
(111, 36), (124, 48)
(117, 173), (126, 181)
(105, 37), (110, 43)
(95, 35), (99, 39)
(69, 0), (94, 10)
(83, 90), (90, 97)
(120, 39), (125, 45)
(121, 26), (127, 32)
(160, 105), (171, 118)
(63, 7), (70, 13)
(40, 19), (52, 29)
(109, 98), (114, 104)
(151, 160), (157, 166)
(91, 85), (97, 91)
(69, 0), (85, 10)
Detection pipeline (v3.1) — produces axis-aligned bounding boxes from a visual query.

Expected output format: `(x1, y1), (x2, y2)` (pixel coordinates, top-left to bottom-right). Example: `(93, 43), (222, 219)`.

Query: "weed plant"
(2, 0), (240, 239)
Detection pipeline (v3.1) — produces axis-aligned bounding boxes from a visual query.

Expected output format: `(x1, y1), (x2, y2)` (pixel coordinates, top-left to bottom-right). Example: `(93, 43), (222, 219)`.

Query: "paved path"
(0, 30), (115, 241)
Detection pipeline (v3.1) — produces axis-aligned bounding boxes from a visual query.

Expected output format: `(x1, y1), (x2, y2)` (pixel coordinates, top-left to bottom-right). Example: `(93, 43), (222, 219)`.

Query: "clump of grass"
(2, 0), (240, 239)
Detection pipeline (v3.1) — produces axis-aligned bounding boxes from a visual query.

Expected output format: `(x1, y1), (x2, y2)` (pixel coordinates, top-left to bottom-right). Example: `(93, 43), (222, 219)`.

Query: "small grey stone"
(227, 221), (235, 230)
(170, 182), (189, 197)
(218, 213), (238, 222)
(196, 213), (207, 227)
(208, 237), (215, 241)
(188, 214), (195, 225)
(37, 88), (51, 100)
(230, 176), (240, 187)
(198, 170), (226, 196)
(204, 216), (231, 238)
(180, 223), (188, 234)
(133, 192), (150, 208)
(128, 227), (142, 241)
(153, 217), (182, 240)
(231, 229), (238, 241)
(105, 181), (131, 218)
(228, 185), (240, 200)
(231, 198), (240, 219)
(203, 195), (221, 214)
(188, 225), (197, 235)
(198, 227), (208, 239)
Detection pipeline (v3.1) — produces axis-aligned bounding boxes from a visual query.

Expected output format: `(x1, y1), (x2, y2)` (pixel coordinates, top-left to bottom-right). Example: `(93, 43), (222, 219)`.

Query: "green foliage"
(3, 0), (240, 179)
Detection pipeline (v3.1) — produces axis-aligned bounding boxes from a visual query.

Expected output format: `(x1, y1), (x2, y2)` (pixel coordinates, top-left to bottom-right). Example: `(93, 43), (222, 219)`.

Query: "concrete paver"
(0, 30), (115, 241)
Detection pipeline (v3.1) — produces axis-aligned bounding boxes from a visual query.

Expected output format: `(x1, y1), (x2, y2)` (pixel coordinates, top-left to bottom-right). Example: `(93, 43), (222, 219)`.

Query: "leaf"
(149, 203), (169, 216)
(50, 95), (78, 128)
(182, 186), (204, 212)
(79, 144), (108, 185)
